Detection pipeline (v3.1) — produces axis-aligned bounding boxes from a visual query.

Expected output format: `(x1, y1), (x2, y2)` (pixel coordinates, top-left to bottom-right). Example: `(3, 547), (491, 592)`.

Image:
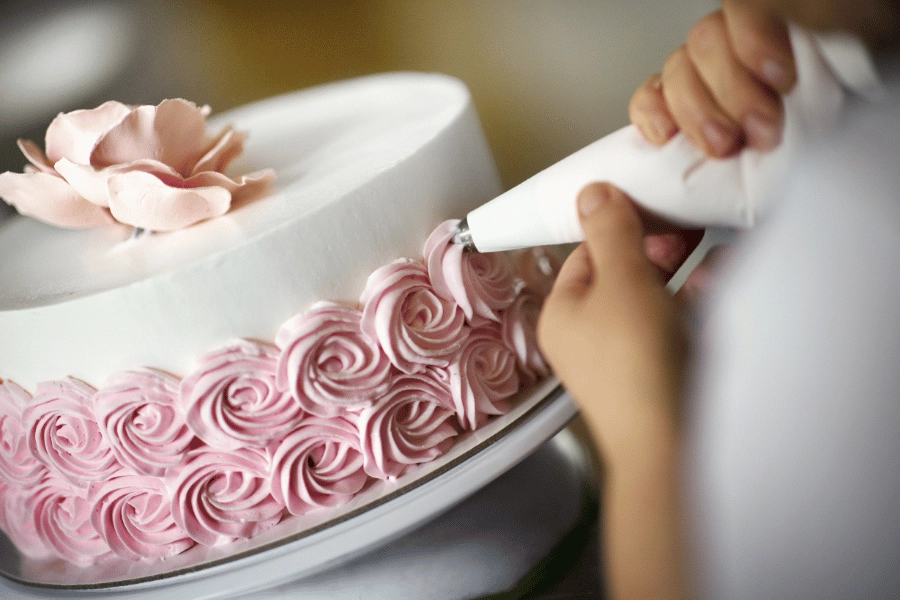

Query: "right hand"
(629, 0), (797, 157)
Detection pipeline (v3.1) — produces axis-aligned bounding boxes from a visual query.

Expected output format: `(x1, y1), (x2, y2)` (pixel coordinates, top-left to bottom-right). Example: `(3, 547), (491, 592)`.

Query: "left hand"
(537, 182), (687, 459)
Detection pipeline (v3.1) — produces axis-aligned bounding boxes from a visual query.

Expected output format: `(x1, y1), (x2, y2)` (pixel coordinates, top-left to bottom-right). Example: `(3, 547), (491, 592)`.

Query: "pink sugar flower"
(31, 476), (113, 566)
(500, 288), (551, 385)
(0, 477), (53, 560)
(0, 99), (274, 230)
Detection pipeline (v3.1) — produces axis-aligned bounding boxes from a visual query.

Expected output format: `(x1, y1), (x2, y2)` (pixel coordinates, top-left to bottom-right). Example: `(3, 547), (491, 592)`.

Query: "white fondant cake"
(0, 74), (559, 571)
(0, 73), (500, 391)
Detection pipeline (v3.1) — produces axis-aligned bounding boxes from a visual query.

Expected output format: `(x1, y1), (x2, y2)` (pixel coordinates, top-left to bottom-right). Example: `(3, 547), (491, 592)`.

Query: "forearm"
(585, 402), (686, 600)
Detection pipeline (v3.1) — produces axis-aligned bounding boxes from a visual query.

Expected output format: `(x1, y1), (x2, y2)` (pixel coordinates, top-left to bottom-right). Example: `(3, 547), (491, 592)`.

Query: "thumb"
(577, 182), (655, 289)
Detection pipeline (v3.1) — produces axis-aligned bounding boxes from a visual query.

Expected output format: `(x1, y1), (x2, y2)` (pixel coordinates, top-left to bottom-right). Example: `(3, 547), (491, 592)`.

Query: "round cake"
(0, 73), (555, 572)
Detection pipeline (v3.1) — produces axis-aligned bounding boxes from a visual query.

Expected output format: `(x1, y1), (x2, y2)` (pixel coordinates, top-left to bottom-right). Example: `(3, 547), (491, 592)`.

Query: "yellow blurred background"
(0, 0), (716, 188)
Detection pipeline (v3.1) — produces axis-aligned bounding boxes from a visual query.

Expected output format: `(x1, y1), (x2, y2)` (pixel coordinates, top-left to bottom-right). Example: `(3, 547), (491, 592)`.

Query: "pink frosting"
(94, 369), (194, 477)
(449, 325), (520, 431)
(180, 340), (304, 451)
(31, 476), (113, 566)
(424, 220), (518, 322)
(501, 288), (551, 385)
(276, 301), (392, 418)
(510, 247), (563, 298)
(358, 372), (458, 480)
(89, 474), (195, 561)
(0, 99), (275, 230)
(0, 480), (53, 560)
(271, 416), (367, 516)
(168, 448), (284, 547)
(0, 222), (551, 566)
(361, 259), (468, 374)
(24, 379), (120, 488)
(0, 380), (44, 487)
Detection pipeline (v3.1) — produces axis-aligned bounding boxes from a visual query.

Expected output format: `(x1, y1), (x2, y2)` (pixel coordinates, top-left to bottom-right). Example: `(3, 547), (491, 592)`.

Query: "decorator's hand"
(537, 182), (686, 457)
(629, 0), (797, 156)
(538, 182), (687, 599)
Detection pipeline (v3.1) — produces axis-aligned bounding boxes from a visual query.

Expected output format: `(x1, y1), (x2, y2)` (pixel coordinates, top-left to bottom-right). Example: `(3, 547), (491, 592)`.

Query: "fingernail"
(652, 115), (676, 143)
(744, 113), (782, 150)
(579, 187), (605, 217)
(762, 60), (787, 89)
(702, 122), (733, 156)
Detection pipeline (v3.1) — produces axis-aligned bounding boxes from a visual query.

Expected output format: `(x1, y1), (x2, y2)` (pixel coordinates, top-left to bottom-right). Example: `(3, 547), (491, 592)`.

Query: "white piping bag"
(458, 26), (873, 253)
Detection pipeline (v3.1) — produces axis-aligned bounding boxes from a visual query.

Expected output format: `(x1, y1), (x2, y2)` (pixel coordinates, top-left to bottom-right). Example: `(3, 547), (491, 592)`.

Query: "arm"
(538, 183), (687, 600)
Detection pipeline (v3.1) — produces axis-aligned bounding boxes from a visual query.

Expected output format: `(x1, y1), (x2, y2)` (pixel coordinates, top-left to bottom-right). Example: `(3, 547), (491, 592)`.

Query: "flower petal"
(17, 139), (56, 174)
(91, 100), (210, 177)
(191, 127), (246, 175)
(55, 158), (181, 208)
(0, 171), (113, 228)
(107, 171), (231, 231)
(44, 101), (132, 165)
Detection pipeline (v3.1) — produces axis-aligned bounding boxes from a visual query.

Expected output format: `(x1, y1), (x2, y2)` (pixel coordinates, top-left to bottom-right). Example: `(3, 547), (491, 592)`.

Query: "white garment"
(685, 95), (900, 598)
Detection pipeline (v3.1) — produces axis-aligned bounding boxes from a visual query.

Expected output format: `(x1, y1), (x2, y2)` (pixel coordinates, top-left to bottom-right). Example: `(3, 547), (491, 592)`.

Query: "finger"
(723, 0), (796, 94)
(577, 183), (657, 290)
(687, 11), (784, 150)
(629, 74), (678, 145)
(548, 242), (593, 297)
(662, 46), (741, 157)
(643, 229), (705, 278)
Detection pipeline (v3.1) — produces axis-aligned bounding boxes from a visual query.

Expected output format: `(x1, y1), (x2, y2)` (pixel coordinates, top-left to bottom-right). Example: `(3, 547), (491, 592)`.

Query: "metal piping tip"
(452, 218), (476, 251)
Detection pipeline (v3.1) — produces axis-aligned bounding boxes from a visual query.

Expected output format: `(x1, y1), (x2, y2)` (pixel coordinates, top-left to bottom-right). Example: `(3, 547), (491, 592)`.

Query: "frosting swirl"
(180, 340), (303, 450)
(361, 259), (468, 374)
(271, 416), (367, 516)
(0, 480), (53, 560)
(31, 476), (112, 566)
(0, 380), (44, 487)
(424, 220), (518, 322)
(24, 378), (120, 487)
(358, 372), (457, 480)
(500, 288), (550, 385)
(510, 246), (562, 298)
(276, 301), (392, 418)
(94, 369), (194, 476)
(168, 448), (284, 547)
(449, 325), (520, 431)
(89, 474), (195, 561)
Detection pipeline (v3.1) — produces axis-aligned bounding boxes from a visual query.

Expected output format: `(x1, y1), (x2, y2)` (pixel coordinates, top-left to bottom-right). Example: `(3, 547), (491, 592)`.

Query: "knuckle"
(686, 12), (725, 57)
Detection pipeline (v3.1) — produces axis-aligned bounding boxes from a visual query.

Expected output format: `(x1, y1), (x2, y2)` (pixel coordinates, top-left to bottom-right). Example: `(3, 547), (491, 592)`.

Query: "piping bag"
(455, 25), (878, 273)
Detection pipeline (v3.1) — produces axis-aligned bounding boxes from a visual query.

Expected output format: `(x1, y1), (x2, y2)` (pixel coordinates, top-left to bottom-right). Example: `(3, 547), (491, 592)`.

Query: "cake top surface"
(0, 73), (471, 311)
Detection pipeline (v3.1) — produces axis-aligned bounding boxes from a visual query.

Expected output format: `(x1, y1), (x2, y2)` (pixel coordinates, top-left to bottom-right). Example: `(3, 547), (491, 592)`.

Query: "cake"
(0, 74), (555, 570)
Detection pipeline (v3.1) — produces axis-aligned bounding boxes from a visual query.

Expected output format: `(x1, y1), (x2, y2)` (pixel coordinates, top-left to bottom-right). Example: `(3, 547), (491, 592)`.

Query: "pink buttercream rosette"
(180, 340), (304, 451)
(361, 259), (468, 374)
(167, 448), (284, 547)
(271, 416), (368, 516)
(89, 474), (195, 561)
(0, 380), (45, 487)
(276, 301), (392, 418)
(31, 476), (113, 566)
(23, 378), (120, 488)
(0, 99), (275, 230)
(449, 324), (520, 431)
(358, 372), (458, 480)
(0, 478), (53, 560)
(94, 369), (194, 477)
(424, 220), (519, 323)
(500, 288), (551, 385)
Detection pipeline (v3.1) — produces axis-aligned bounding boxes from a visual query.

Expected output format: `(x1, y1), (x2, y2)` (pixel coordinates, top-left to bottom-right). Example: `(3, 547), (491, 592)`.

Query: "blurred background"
(0, 0), (716, 189)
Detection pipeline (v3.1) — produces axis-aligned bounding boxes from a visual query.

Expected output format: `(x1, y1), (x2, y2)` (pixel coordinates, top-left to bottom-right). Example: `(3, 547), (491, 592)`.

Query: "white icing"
(0, 74), (501, 391)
